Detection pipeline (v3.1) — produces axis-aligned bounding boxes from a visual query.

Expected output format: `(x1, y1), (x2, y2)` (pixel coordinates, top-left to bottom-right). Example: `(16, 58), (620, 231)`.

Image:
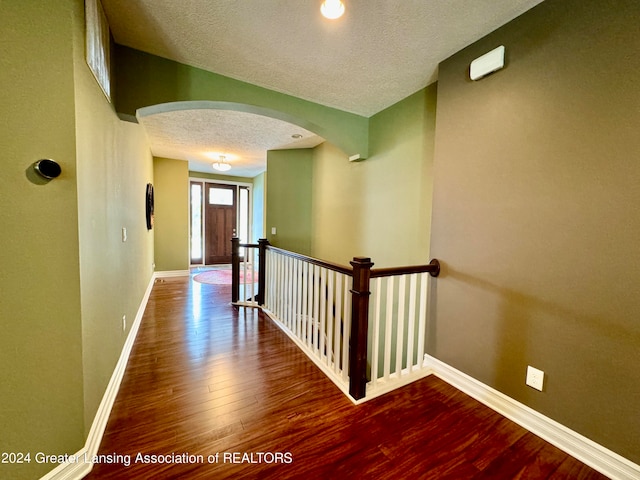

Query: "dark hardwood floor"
(86, 276), (608, 479)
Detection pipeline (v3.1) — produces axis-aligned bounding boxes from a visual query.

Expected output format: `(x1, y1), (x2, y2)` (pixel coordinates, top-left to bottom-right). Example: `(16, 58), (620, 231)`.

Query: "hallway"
(86, 276), (606, 479)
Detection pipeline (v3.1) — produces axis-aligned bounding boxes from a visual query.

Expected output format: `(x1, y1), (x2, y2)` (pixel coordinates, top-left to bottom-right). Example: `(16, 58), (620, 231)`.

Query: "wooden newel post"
(349, 256), (374, 400)
(231, 237), (240, 303)
(257, 238), (269, 306)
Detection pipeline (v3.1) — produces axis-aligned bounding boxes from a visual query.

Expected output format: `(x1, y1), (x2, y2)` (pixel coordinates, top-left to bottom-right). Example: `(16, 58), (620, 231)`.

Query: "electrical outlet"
(122, 315), (127, 332)
(526, 365), (544, 391)
(271, 227), (277, 235)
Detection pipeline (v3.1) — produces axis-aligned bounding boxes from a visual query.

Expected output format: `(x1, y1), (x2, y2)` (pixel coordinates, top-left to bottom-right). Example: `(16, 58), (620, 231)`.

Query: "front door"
(204, 183), (237, 264)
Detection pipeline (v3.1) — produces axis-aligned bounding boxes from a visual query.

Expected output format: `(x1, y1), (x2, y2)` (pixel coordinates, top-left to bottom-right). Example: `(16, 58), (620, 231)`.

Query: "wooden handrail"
(266, 245), (353, 276)
(371, 259), (440, 278)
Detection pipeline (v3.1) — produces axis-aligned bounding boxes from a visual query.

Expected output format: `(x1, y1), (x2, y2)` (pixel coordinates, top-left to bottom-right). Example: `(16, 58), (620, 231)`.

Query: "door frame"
(189, 177), (253, 266)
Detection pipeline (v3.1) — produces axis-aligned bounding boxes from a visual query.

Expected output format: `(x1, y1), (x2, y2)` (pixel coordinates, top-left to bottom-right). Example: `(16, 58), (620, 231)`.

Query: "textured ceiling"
(101, 0), (545, 176)
(138, 108), (323, 177)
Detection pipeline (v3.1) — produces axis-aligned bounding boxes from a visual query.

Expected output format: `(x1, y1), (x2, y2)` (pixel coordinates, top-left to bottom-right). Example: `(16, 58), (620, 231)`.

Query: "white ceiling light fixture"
(212, 155), (231, 172)
(320, 0), (345, 20)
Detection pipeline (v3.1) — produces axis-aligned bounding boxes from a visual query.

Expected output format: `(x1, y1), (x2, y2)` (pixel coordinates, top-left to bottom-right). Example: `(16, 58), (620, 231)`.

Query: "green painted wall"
(154, 158), (190, 271)
(0, 1), (83, 478)
(266, 150), (313, 255)
(310, 86), (437, 267)
(4, 0), (635, 476)
(1, 2), (156, 478)
(73, 0), (154, 435)
(364, 86), (436, 266)
(431, 0), (640, 462)
(114, 45), (369, 159)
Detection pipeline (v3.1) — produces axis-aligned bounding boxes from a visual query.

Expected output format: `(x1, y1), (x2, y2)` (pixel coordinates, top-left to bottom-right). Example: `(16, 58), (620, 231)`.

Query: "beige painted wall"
(431, 0), (640, 462)
(311, 86), (437, 267)
(73, 0), (154, 433)
(0, 1), (83, 478)
(153, 157), (190, 271)
(311, 142), (365, 265)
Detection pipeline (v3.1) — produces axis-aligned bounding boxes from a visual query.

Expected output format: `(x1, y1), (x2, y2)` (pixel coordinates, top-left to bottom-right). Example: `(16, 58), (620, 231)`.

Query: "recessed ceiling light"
(321, 0), (345, 20)
(291, 134), (303, 139)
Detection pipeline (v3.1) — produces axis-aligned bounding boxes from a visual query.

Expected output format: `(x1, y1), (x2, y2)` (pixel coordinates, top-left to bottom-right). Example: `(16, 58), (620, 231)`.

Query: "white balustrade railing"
(263, 248), (352, 394)
(367, 271), (432, 397)
(232, 239), (440, 402)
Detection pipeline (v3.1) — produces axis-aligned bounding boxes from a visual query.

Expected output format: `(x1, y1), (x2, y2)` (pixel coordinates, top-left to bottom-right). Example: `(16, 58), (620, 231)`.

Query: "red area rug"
(193, 269), (258, 285)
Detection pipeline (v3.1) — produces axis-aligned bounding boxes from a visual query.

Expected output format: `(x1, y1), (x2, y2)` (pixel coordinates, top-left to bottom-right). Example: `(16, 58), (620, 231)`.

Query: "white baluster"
(291, 258), (298, 332)
(319, 267), (327, 362)
(307, 264), (312, 348)
(295, 259), (302, 339)
(334, 273), (342, 374)
(384, 277), (394, 381)
(342, 277), (352, 382)
(326, 270), (334, 367)
(407, 273), (418, 372)
(287, 257), (293, 329)
(396, 275), (406, 377)
(417, 272), (428, 368)
(301, 261), (308, 345)
(312, 264), (320, 354)
(278, 254), (284, 319)
(370, 277), (382, 386)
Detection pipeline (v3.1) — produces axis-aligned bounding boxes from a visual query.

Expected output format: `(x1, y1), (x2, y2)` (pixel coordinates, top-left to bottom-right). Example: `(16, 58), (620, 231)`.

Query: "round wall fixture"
(34, 159), (62, 179)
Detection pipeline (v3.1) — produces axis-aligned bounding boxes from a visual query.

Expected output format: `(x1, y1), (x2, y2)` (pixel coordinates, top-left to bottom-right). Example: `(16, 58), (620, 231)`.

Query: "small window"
(239, 187), (249, 244)
(209, 187), (233, 205)
(190, 183), (203, 262)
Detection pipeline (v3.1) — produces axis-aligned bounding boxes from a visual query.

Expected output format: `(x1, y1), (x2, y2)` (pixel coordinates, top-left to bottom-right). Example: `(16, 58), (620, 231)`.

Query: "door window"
(208, 187), (234, 205)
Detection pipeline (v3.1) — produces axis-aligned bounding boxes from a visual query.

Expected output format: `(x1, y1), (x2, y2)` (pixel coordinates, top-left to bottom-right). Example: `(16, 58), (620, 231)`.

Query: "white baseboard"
(424, 354), (640, 480)
(40, 283), (639, 480)
(362, 367), (434, 404)
(40, 273), (156, 480)
(155, 270), (190, 277)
